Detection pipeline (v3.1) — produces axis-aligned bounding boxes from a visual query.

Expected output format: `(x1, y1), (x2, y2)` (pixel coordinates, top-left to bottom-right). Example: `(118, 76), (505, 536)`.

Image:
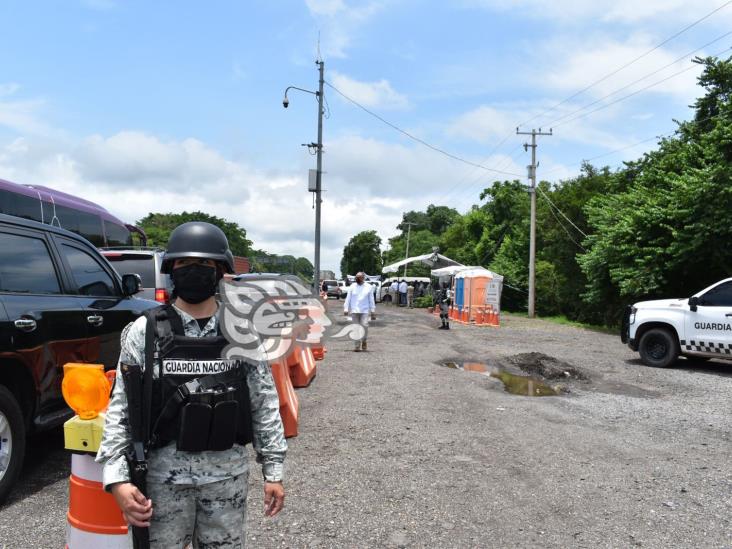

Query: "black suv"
(0, 213), (158, 502)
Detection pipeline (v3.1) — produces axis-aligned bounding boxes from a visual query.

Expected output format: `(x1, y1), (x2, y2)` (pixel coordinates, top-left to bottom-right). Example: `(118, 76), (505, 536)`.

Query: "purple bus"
(0, 178), (146, 247)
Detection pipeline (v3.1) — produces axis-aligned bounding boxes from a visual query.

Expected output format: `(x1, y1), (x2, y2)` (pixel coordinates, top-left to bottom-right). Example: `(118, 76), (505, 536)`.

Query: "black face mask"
(171, 263), (218, 304)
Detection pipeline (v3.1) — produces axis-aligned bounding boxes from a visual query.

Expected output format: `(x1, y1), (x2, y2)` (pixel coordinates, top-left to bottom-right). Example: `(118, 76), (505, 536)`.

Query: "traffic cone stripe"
(67, 454), (128, 538)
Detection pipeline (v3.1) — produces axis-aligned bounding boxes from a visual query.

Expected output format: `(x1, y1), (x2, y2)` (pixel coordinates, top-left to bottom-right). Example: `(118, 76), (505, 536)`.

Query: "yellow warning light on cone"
(62, 363), (110, 420)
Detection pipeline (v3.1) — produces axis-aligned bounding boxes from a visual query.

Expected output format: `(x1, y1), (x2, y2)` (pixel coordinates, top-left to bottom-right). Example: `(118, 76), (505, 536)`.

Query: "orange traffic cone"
(66, 454), (128, 548)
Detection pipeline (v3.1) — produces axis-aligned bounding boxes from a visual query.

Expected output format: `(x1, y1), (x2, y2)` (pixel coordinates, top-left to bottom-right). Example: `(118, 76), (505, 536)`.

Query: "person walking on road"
(407, 282), (415, 308)
(344, 271), (376, 351)
(96, 222), (286, 548)
(398, 279), (408, 307)
(438, 282), (452, 330)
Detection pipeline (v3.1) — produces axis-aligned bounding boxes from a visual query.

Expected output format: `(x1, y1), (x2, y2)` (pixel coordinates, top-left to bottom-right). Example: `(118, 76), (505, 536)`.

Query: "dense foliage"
(137, 211), (313, 280)
(340, 230), (383, 277)
(343, 55), (732, 326)
(138, 211), (253, 256)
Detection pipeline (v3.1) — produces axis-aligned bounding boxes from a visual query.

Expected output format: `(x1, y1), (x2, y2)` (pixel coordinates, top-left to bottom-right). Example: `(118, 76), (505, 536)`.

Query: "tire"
(0, 385), (25, 504)
(638, 328), (679, 368)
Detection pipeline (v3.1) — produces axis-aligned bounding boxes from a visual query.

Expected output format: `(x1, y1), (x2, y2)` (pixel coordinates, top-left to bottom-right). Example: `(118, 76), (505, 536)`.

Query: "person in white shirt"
(398, 279), (408, 307)
(389, 280), (399, 305)
(344, 272), (376, 351)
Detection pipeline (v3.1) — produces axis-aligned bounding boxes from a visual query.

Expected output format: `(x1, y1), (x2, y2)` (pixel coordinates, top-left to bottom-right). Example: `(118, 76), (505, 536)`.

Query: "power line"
(518, 0), (732, 129)
(542, 110), (725, 177)
(553, 45), (732, 129)
(325, 81), (524, 177)
(544, 32), (732, 128)
(535, 184), (587, 238)
(540, 192), (587, 251)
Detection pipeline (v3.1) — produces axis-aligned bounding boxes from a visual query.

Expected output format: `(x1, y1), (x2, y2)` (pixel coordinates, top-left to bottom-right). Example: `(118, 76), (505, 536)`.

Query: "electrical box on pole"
(308, 169), (317, 192)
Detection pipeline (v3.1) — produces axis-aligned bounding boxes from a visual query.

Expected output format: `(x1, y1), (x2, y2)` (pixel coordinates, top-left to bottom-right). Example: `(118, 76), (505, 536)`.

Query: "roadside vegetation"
(344, 56), (732, 327)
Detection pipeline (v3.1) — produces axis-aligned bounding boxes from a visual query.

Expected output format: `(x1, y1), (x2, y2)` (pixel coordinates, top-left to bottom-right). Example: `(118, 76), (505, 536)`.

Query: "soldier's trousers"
(147, 472), (249, 549)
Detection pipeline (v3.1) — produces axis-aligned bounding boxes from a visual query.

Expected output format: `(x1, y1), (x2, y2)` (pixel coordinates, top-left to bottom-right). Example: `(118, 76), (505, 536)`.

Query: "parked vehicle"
(101, 247), (172, 303)
(321, 279), (342, 299)
(0, 177), (146, 247)
(0, 213), (157, 502)
(622, 278), (732, 367)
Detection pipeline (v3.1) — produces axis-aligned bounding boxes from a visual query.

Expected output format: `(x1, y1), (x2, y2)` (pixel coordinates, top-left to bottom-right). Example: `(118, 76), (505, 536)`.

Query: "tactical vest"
(147, 305), (254, 452)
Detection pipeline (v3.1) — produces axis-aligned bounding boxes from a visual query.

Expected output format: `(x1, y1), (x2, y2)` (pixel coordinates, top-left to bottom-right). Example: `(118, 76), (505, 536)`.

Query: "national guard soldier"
(438, 282), (452, 330)
(96, 222), (286, 548)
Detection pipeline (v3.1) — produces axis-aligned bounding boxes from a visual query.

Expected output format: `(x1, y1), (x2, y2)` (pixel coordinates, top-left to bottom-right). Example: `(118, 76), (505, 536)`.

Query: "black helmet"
(161, 222), (235, 274)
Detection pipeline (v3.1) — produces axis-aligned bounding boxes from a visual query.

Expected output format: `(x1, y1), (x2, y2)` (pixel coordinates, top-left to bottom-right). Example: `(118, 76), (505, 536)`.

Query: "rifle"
(121, 362), (150, 549)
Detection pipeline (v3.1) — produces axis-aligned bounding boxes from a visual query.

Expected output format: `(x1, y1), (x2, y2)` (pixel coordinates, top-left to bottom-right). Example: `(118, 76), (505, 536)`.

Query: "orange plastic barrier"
(286, 345), (317, 388)
(269, 359), (299, 438)
(66, 454), (128, 548)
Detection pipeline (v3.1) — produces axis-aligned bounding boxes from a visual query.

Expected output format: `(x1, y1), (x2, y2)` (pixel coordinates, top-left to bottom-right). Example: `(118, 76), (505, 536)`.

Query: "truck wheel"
(638, 328), (679, 368)
(0, 385), (25, 504)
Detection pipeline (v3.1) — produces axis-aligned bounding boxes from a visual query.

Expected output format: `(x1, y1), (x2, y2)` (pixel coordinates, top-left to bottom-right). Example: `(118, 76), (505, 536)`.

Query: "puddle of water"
(440, 361), (560, 397)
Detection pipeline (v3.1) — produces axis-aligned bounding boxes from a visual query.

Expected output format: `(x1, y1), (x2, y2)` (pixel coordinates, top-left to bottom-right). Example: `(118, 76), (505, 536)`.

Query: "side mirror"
(121, 273), (142, 296)
(689, 296), (699, 312)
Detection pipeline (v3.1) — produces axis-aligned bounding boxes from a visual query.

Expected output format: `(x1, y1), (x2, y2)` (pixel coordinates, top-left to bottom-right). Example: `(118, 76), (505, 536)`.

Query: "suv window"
(62, 244), (116, 296)
(105, 254), (156, 287)
(699, 281), (732, 307)
(0, 232), (61, 294)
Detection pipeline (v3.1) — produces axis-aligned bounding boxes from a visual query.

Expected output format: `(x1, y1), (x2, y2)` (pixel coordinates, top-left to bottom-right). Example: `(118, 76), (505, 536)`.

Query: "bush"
(413, 296), (433, 308)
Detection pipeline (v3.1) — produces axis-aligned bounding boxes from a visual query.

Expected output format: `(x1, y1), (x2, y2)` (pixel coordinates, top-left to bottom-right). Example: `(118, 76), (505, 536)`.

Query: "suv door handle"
(14, 318), (37, 332)
(87, 315), (104, 327)
(726, 313), (732, 317)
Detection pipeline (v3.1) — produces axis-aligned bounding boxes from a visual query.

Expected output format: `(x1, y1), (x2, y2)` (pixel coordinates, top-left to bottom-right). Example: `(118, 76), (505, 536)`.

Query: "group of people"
(386, 279), (430, 308)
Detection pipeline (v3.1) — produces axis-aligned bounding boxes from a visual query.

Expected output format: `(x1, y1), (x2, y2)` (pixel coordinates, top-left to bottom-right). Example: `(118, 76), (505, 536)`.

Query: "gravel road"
(1, 302), (730, 548)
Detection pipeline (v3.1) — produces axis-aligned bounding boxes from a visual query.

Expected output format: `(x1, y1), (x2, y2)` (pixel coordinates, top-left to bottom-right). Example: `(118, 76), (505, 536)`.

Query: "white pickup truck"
(621, 278), (732, 367)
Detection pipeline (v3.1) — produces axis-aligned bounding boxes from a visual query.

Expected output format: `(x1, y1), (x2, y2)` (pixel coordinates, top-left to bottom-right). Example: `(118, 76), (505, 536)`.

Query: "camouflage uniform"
(96, 304), (286, 548)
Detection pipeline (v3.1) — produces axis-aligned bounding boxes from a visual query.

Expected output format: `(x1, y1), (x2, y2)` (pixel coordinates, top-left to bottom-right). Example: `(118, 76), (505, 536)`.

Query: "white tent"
(382, 253), (463, 274)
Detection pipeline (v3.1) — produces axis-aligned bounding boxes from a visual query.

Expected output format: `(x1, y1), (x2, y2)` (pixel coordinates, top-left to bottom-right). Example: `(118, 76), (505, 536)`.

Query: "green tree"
(137, 211), (253, 256)
(341, 230), (383, 277)
(579, 55), (732, 324)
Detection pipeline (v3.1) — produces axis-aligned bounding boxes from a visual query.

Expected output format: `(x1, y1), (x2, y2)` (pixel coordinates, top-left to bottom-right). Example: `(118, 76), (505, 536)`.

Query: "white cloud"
(330, 71), (409, 110)
(465, 0), (732, 24)
(0, 129), (479, 272)
(304, 0), (346, 16)
(304, 1), (383, 58)
(447, 105), (522, 144)
(541, 35), (704, 101)
(0, 84), (57, 137)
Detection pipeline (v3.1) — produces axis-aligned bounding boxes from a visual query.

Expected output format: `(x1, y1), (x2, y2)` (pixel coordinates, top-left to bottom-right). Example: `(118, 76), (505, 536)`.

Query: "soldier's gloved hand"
(264, 481), (285, 517)
(110, 482), (153, 527)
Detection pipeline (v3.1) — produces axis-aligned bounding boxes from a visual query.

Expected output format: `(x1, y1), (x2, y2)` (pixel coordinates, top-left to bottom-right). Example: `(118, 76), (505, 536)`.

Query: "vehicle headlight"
(629, 306), (637, 324)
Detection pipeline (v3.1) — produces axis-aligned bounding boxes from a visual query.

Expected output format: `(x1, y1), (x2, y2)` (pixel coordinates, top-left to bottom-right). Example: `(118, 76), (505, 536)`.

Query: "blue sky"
(1, 0), (731, 272)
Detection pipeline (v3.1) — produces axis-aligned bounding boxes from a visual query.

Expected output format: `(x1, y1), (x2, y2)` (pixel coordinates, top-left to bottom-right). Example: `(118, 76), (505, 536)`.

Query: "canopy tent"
(382, 253), (463, 274)
(430, 265), (503, 279)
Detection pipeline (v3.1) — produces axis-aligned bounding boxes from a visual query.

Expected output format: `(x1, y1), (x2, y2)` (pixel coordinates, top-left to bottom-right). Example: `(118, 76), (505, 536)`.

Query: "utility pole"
(283, 60), (325, 295)
(516, 127), (552, 318)
(402, 222), (417, 278)
(314, 60), (325, 296)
